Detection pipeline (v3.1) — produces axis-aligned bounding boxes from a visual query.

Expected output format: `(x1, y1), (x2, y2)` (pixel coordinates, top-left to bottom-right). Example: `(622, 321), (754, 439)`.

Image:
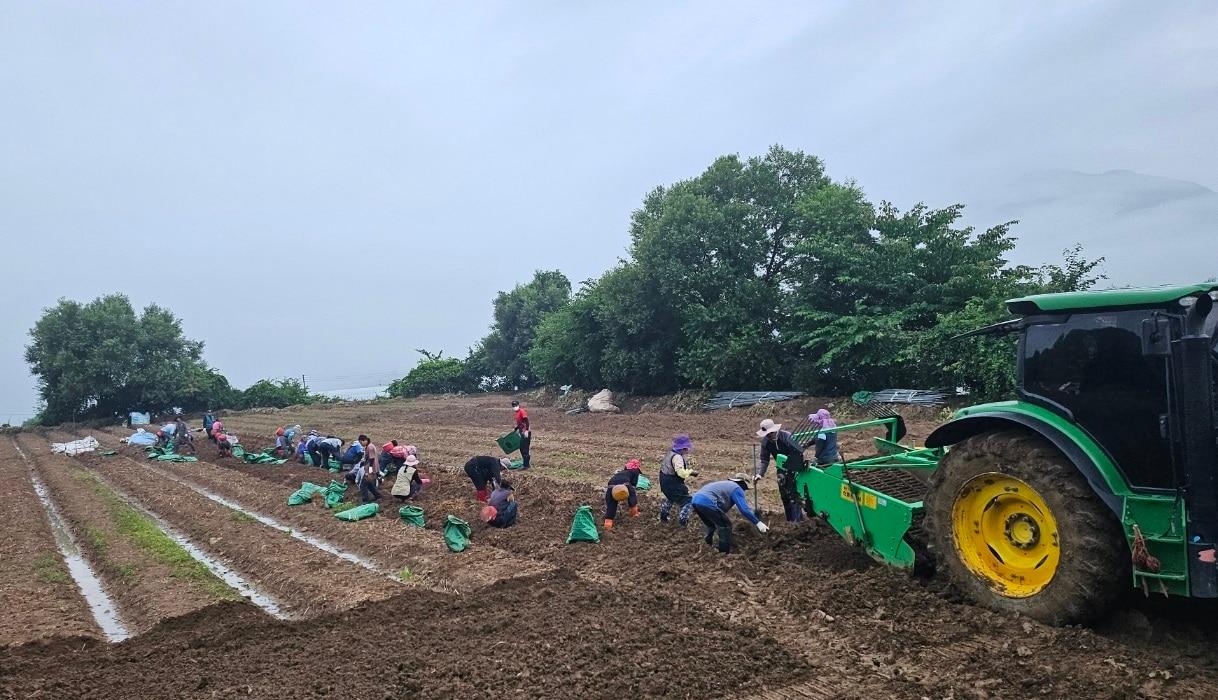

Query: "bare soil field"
(0, 439), (98, 646)
(4, 394), (1218, 698)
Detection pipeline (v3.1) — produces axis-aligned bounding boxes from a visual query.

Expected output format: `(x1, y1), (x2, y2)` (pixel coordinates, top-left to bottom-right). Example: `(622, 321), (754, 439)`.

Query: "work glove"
(756, 522), (770, 534)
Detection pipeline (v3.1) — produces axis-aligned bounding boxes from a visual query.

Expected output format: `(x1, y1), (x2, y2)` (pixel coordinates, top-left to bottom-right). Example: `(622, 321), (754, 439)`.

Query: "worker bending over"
(756, 418), (806, 523)
(481, 483), (518, 528)
(391, 451), (423, 501)
(603, 459), (643, 529)
(464, 455), (511, 503)
(659, 435), (697, 526)
(691, 475), (769, 554)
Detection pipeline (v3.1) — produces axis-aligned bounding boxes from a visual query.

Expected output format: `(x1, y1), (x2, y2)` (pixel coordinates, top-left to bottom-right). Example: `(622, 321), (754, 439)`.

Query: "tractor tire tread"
(924, 429), (1128, 625)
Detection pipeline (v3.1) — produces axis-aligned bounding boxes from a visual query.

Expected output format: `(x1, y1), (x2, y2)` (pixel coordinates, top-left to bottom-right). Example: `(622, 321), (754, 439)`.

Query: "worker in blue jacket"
(690, 475), (769, 554)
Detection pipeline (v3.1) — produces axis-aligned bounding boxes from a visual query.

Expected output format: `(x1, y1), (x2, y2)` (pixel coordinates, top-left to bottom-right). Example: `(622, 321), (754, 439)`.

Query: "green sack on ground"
(335, 503), (379, 521)
(288, 482), (327, 506)
(303, 453), (315, 466)
(99, 450), (118, 457)
(154, 454), (198, 462)
(399, 506), (425, 528)
(636, 474), (652, 490)
(496, 431), (521, 455)
(324, 480), (347, 509)
(444, 515), (472, 552)
(327, 458), (342, 470)
(566, 505), (600, 544)
(231, 445), (246, 459)
(507, 458), (525, 470)
(243, 450), (287, 465)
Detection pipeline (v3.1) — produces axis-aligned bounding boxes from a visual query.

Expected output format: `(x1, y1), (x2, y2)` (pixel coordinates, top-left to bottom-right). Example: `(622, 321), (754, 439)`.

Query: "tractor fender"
(925, 413), (1123, 517)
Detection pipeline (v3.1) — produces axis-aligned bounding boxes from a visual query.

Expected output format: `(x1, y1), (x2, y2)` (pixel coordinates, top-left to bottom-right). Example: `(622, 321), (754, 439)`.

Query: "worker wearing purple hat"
(659, 434), (698, 526)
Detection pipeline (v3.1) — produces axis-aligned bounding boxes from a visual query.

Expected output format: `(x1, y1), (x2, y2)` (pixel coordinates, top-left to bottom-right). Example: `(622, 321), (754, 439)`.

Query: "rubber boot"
(678, 503), (693, 527)
(659, 500), (672, 523)
(629, 505), (640, 518)
(604, 519), (614, 530)
(703, 525), (714, 546)
(716, 525), (733, 554)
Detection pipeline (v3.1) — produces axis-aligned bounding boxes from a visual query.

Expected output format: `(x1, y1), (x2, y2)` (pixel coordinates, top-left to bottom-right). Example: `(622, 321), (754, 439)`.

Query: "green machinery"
(790, 283), (1218, 624)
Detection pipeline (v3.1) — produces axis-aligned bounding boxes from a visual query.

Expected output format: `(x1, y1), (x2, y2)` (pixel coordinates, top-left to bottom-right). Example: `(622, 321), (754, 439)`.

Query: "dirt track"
(4, 395), (1218, 698)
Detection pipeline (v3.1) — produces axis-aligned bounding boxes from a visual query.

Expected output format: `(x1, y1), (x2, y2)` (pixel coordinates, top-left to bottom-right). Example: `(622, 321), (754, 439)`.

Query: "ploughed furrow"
(0, 438), (99, 646)
(141, 452), (555, 592)
(76, 450), (400, 617)
(16, 434), (239, 634)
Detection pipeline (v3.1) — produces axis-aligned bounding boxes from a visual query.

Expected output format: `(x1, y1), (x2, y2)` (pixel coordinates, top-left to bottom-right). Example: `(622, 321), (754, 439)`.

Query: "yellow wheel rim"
(951, 473), (1059, 598)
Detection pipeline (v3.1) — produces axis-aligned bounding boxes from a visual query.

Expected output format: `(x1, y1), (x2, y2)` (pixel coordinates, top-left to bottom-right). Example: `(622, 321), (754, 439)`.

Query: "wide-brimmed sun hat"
(756, 418), (782, 438)
(404, 454), (420, 467)
(729, 473), (751, 490)
(672, 434), (693, 452)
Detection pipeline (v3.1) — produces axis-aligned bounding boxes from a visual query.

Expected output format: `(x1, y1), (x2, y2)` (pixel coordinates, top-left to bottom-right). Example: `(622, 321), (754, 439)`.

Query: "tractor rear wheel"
(925, 430), (1127, 624)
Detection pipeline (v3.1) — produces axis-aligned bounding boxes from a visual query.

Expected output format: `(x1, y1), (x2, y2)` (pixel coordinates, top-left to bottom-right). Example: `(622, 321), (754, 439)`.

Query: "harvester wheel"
(925, 430), (1127, 624)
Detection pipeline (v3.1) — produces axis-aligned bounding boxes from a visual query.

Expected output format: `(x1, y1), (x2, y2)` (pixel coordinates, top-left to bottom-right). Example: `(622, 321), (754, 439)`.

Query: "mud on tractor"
(789, 283), (1218, 624)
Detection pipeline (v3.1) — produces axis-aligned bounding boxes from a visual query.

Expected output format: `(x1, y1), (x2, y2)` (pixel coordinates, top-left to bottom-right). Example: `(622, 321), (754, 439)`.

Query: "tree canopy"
(25, 294), (218, 423)
(471, 270), (571, 390)
(525, 146), (1103, 397)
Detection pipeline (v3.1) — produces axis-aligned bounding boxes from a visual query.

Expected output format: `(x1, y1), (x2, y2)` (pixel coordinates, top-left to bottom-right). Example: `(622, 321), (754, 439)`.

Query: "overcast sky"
(2, 1), (1215, 419)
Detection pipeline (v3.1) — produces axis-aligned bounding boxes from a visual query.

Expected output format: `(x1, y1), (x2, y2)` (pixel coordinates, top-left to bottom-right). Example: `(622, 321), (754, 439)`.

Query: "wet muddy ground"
(4, 395), (1218, 698)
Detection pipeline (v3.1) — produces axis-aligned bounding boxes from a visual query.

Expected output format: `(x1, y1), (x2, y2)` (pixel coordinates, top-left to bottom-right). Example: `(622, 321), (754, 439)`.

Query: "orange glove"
(628, 506), (640, 518)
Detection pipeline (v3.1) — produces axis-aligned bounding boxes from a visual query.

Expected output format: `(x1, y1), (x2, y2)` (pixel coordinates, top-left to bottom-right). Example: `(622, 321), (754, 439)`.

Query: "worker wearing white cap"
(756, 418), (807, 523)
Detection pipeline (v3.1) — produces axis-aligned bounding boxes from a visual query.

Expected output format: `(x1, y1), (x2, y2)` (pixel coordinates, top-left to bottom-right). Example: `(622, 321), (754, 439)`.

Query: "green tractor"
(791, 283), (1218, 624)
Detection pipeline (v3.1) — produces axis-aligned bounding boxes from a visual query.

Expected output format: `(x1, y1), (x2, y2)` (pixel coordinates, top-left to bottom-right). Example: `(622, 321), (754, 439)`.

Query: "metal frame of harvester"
(785, 283), (1218, 624)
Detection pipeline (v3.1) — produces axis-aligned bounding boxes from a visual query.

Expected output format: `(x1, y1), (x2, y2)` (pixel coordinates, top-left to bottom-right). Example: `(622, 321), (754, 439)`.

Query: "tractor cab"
(1008, 285), (1218, 494)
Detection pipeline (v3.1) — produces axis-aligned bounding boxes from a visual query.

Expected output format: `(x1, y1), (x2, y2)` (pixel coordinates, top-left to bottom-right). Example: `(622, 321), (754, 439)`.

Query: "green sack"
(496, 431), (521, 455)
(334, 503), (379, 521)
(231, 445), (246, 459)
(243, 450), (287, 465)
(155, 454), (199, 462)
(443, 515), (472, 552)
(636, 474), (651, 490)
(303, 453), (315, 466)
(324, 480), (347, 509)
(566, 505), (600, 544)
(399, 506), (425, 528)
(99, 450), (118, 457)
(327, 458), (342, 470)
(507, 458), (525, 470)
(288, 482), (326, 506)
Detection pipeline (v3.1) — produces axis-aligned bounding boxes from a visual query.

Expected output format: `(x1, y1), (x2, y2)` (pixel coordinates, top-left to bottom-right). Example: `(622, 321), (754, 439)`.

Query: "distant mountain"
(966, 169), (1217, 287)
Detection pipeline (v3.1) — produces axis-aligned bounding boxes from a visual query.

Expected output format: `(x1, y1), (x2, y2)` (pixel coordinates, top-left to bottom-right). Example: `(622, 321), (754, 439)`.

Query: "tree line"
(24, 294), (331, 425)
(387, 146), (1101, 398)
(26, 146), (1103, 421)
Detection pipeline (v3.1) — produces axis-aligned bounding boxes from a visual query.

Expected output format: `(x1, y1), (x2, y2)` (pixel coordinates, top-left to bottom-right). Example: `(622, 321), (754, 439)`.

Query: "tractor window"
(1021, 310), (1173, 489)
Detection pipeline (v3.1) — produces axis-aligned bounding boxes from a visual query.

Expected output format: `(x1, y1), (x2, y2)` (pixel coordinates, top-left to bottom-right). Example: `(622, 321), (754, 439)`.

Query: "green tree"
(387, 351), (476, 397)
(788, 204), (1104, 396)
(237, 378), (322, 409)
(25, 294), (218, 424)
(476, 270), (571, 389)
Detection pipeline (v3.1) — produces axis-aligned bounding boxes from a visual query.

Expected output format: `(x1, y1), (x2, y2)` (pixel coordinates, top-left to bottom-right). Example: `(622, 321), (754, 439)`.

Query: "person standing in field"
(357, 435), (381, 503)
(807, 409), (841, 465)
(203, 410), (217, 442)
(659, 435), (697, 526)
(512, 399), (531, 469)
(755, 418), (806, 523)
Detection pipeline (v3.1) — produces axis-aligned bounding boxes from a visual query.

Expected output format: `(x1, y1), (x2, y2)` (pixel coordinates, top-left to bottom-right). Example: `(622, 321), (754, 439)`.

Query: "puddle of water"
(13, 441), (131, 642)
(143, 463), (403, 583)
(99, 480), (290, 619)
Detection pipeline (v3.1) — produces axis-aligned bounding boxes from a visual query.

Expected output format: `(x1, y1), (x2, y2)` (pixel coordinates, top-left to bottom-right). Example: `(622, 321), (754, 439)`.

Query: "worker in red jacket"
(511, 399), (532, 470)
